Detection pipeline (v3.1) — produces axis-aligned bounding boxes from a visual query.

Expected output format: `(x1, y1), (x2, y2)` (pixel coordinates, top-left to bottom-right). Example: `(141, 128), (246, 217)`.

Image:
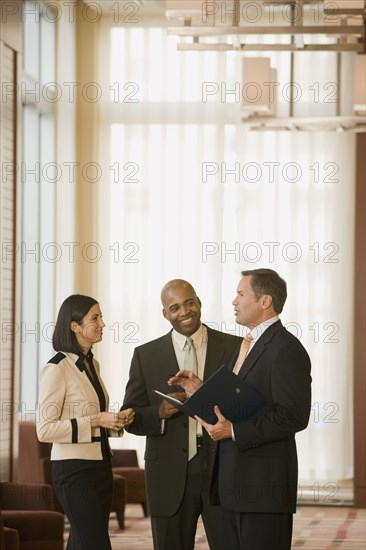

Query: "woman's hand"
(90, 409), (135, 430)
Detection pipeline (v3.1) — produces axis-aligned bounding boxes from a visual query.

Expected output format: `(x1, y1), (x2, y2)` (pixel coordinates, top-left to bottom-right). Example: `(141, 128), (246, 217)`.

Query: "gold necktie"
(184, 337), (200, 460)
(233, 333), (253, 375)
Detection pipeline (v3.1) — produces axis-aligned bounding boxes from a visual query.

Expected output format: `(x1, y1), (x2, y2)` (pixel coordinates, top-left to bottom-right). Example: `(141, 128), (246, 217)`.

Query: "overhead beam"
(324, 8), (365, 15)
(177, 43), (365, 52)
(240, 115), (366, 132)
(168, 25), (364, 36)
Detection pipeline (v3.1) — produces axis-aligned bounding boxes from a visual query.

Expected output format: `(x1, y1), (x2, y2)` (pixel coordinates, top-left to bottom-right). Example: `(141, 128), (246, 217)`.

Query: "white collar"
(247, 315), (280, 342)
(172, 323), (207, 351)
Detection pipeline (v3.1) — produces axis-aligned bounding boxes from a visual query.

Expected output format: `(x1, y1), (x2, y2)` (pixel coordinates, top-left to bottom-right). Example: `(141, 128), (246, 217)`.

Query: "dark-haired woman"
(37, 294), (134, 550)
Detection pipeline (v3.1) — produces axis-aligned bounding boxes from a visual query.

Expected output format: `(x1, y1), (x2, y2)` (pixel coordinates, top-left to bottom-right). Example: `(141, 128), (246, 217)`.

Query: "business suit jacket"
(122, 325), (242, 517)
(210, 320), (311, 514)
(37, 351), (121, 460)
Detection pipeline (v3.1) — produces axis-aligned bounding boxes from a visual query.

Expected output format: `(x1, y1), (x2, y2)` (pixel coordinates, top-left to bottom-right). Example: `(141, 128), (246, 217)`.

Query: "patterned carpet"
(103, 505), (366, 550)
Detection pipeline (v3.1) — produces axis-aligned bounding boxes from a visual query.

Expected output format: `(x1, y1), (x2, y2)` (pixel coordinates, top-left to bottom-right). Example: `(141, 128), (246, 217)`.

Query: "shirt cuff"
(231, 423), (236, 441)
(160, 419), (166, 434)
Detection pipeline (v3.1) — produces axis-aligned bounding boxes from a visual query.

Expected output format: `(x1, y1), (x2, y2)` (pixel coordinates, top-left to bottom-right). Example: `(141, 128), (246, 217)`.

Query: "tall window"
(20, 0), (56, 416)
(97, 18), (355, 487)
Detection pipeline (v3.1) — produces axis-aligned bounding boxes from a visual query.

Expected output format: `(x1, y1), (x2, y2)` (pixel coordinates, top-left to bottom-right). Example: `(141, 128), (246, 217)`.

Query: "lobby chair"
(111, 449), (148, 517)
(0, 482), (64, 550)
(17, 421), (128, 529)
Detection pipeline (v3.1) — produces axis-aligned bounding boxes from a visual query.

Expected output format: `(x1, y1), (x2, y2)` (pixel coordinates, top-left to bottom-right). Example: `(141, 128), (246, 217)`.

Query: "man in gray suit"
(122, 279), (242, 550)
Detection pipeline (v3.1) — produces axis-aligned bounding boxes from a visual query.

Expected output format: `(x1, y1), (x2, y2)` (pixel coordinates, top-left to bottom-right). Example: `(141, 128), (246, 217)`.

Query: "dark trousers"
(52, 459), (113, 550)
(151, 446), (222, 550)
(221, 507), (293, 550)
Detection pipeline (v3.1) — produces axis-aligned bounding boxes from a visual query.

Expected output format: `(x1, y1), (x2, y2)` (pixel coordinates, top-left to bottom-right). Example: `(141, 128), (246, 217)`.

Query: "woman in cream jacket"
(37, 294), (134, 550)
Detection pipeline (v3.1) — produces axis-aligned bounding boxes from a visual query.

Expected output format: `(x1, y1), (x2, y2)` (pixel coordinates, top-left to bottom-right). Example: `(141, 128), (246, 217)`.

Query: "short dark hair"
(241, 269), (287, 314)
(52, 294), (98, 354)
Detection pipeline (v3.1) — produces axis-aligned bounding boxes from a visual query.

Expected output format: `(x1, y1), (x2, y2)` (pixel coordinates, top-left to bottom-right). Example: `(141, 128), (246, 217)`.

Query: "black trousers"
(221, 507), (293, 550)
(151, 446), (222, 550)
(52, 459), (113, 550)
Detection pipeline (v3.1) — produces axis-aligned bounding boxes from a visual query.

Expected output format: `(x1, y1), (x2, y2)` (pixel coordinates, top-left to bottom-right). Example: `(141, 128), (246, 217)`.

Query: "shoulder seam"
(48, 352), (66, 365)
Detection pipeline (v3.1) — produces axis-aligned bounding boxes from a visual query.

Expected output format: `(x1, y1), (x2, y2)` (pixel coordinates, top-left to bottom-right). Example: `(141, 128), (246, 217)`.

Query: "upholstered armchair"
(0, 506), (19, 550)
(17, 421), (128, 529)
(111, 449), (148, 517)
(0, 482), (64, 550)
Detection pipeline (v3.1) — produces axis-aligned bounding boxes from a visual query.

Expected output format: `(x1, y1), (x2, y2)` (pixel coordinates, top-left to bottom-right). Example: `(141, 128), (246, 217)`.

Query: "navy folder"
(154, 366), (266, 424)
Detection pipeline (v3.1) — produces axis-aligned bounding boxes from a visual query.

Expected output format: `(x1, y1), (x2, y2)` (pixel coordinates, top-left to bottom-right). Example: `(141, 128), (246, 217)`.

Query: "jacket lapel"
(156, 331), (180, 382)
(203, 326), (240, 381)
(238, 320), (282, 380)
(226, 351), (238, 372)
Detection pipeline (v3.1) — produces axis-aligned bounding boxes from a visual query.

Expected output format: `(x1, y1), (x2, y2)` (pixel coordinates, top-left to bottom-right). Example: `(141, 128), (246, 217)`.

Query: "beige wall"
(354, 133), (366, 508)
(0, 0), (22, 53)
(75, 3), (101, 296)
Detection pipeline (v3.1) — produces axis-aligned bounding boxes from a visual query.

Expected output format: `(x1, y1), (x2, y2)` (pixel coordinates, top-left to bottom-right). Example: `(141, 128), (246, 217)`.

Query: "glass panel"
(23, 0), (40, 79)
(21, 1), (56, 413)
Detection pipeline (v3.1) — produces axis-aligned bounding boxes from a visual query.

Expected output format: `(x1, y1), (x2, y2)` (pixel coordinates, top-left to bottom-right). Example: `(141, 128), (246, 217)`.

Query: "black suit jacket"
(122, 325), (241, 517)
(210, 320), (311, 514)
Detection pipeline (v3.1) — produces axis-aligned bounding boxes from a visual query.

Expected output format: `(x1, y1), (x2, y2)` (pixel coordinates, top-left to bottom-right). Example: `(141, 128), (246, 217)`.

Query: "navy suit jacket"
(210, 320), (312, 514)
(123, 325), (241, 516)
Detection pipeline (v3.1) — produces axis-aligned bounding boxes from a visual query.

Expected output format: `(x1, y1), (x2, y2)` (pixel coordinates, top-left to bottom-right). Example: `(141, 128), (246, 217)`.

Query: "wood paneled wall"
(0, 1), (22, 479)
(354, 132), (366, 508)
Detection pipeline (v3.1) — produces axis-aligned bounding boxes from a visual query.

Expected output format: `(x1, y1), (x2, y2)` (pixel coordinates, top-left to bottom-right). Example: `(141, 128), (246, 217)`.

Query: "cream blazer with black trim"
(37, 351), (121, 460)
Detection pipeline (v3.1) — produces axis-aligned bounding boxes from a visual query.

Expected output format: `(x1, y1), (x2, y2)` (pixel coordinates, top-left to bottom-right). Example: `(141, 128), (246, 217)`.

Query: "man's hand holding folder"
(167, 368), (239, 440)
(158, 390), (188, 419)
(160, 366), (266, 441)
